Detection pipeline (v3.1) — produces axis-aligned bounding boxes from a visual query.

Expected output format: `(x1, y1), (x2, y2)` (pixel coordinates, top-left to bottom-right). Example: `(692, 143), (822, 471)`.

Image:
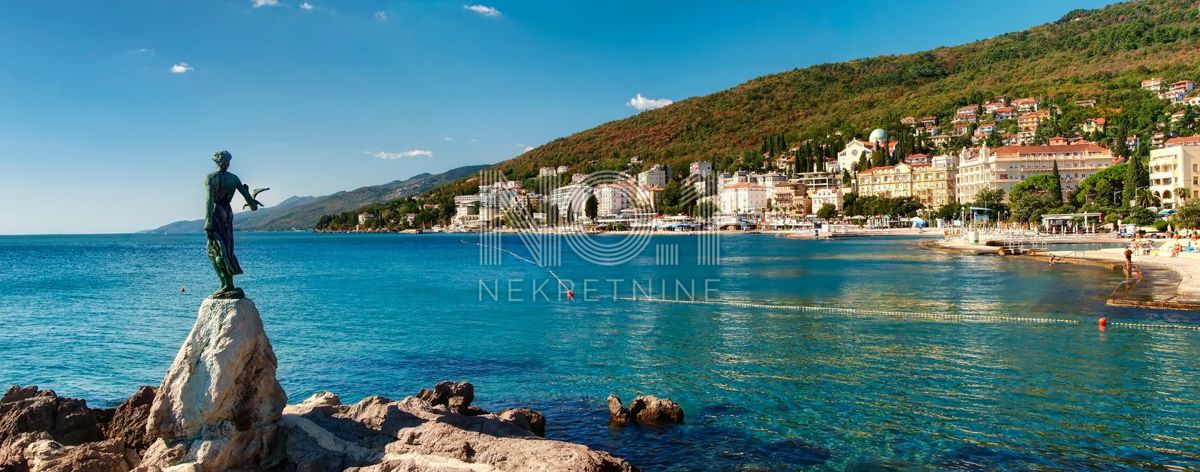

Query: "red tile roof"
(990, 143), (1109, 154)
(1164, 136), (1200, 146)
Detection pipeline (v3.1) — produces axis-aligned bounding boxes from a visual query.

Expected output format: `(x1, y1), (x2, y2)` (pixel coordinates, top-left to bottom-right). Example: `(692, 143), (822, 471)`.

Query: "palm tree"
(1135, 188), (1160, 208)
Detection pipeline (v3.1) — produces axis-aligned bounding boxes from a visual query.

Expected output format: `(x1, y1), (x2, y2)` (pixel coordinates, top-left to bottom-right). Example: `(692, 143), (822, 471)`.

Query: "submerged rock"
(607, 395), (684, 426)
(142, 297), (287, 472)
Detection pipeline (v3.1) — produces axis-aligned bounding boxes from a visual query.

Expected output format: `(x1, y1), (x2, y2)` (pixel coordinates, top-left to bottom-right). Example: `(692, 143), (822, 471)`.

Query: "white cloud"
(627, 93), (672, 111)
(368, 149), (432, 159)
(443, 137), (455, 141)
(170, 62), (193, 74)
(252, 0), (280, 7)
(523, 146), (534, 152)
(129, 48), (156, 56)
(374, 10), (388, 21)
(464, 4), (501, 16)
(300, 2), (314, 10)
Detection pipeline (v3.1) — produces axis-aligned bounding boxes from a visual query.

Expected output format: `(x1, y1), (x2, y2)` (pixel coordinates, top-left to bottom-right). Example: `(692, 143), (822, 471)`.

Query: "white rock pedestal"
(140, 298), (286, 472)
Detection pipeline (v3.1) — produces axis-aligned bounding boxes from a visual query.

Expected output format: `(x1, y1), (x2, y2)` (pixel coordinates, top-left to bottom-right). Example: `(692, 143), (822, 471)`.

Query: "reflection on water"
(0, 234), (1198, 470)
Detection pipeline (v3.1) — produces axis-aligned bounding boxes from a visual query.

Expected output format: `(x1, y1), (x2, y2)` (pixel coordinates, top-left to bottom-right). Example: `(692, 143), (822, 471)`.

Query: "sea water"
(1, 233), (1198, 470)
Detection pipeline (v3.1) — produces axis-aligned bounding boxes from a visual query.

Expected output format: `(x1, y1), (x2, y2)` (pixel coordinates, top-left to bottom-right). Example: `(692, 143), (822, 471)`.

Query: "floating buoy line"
(617, 297), (1200, 332)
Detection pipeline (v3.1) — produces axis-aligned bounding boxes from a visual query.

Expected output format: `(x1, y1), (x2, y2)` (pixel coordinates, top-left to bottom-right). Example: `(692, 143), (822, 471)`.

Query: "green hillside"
(493, 0), (1199, 177)
(317, 0), (1200, 229)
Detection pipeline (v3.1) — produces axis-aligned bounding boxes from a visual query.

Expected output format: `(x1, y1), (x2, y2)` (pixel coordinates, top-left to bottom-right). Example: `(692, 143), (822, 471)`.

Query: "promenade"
(928, 232), (1200, 311)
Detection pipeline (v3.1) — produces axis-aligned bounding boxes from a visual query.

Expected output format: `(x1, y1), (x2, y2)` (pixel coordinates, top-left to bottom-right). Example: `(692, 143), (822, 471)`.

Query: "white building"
(835, 139), (872, 173)
(955, 143), (1113, 204)
(549, 184), (592, 219)
(638, 165), (668, 188)
(595, 183), (635, 217)
(689, 161), (713, 178)
(1149, 136), (1200, 209)
(809, 188), (843, 213)
(718, 183), (768, 214)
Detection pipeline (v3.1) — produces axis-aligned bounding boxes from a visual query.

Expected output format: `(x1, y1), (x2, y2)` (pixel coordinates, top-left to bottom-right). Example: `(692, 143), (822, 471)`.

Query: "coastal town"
(328, 77), (1200, 236)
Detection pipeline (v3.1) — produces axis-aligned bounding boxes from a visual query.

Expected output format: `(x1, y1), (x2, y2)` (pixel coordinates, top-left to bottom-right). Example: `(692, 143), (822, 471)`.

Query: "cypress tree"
(1050, 160), (1064, 202)
(1122, 155), (1138, 208)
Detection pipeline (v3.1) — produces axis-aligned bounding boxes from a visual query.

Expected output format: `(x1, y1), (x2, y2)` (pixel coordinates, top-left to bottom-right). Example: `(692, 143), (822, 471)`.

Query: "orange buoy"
(1098, 317), (1108, 330)
(566, 290), (575, 301)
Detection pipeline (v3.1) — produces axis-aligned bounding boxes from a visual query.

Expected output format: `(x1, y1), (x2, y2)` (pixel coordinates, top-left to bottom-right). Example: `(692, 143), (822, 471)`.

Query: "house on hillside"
(1012, 98), (1040, 112)
(1082, 117), (1106, 133)
(1142, 77), (1164, 93)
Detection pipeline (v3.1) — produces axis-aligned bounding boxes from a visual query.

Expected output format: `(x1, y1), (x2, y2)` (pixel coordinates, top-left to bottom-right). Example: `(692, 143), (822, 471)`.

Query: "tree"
(934, 202), (963, 221)
(584, 195), (598, 220)
(816, 203), (838, 220)
(1173, 201), (1200, 230)
(1072, 162), (1127, 207)
(1134, 188), (1160, 208)
(1050, 160), (1064, 203)
(1122, 155), (1139, 207)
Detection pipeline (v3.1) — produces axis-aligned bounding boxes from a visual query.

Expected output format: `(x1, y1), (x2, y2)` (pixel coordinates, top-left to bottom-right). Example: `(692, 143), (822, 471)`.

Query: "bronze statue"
(205, 151), (267, 299)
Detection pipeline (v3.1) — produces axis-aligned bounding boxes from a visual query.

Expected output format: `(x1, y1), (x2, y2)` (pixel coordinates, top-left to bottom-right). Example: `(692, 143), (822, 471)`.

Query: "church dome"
(868, 128), (888, 143)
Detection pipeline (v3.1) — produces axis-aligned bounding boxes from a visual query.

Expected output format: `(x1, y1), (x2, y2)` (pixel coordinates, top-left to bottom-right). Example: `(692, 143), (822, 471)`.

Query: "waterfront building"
(955, 143), (1113, 204)
(809, 188), (843, 212)
(856, 162), (956, 208)
(638, 165), (668, 188)
(768, 181), (808, 214)
(538, 167), (557, 177)
(689, 161), (713, 178)
(718, 183), (768, 214)
(550, 183), (592, 218)
(1148, 136), (1200, 209)
(595, 183), (635, 216)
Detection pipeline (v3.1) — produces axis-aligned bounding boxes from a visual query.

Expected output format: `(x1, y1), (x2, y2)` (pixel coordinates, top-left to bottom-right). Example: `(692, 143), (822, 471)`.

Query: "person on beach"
(1124, 246), (1134, 279)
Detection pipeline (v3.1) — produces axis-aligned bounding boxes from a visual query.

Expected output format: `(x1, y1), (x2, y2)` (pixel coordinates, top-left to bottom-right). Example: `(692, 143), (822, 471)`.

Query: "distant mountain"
(146, 164), (489, 233)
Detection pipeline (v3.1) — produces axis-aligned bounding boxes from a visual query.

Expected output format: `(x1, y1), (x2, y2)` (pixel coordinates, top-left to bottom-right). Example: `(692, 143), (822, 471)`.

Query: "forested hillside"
(321, 0), (1200, 227)
(495, 0), (1199, 177)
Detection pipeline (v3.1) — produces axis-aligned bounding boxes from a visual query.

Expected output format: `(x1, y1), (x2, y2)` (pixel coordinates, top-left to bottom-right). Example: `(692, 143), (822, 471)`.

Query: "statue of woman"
(205, 151), (264, 298)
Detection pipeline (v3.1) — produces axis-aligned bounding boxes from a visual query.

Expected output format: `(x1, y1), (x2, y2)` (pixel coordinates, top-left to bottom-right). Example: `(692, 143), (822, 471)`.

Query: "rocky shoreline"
(0, 297), (652, 472)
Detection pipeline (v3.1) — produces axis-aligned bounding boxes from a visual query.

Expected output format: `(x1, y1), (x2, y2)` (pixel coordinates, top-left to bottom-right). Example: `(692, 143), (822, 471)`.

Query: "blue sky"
(0, 0), (1115, 234)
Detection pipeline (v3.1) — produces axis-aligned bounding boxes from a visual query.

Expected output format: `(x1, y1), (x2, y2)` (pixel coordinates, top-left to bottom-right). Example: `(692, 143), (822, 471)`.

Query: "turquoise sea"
(2, 233), (1199, 470)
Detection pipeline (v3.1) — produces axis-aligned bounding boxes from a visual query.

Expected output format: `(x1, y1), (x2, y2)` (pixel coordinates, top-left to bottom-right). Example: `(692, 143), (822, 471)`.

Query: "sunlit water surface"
(1, 233), (1198, 470)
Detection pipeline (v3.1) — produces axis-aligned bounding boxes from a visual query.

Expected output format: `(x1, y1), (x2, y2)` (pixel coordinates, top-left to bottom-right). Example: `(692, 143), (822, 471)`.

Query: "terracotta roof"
(1164, 136), (1200, 146)
(990, 143), (1109, 154)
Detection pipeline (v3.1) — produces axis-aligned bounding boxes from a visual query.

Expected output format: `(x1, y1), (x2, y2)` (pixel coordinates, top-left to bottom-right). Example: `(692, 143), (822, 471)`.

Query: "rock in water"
(607, 395), (684, 426)
(142, 298), (287, 471)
